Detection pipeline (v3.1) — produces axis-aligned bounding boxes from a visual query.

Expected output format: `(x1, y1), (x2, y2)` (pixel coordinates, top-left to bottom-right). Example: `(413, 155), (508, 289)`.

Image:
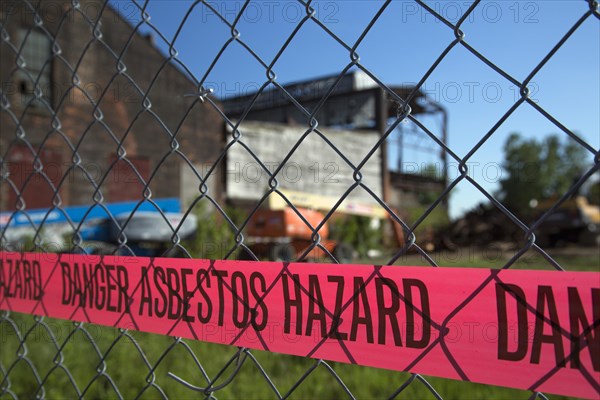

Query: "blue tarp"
(0, 198), (182, 241)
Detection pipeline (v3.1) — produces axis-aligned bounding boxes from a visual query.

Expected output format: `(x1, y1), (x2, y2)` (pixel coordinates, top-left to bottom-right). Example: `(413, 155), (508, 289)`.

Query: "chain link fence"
(1, 0), (599, 398)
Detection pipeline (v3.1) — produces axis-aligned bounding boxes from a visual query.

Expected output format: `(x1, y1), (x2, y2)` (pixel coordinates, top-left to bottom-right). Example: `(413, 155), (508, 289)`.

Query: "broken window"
(15, 28), (52, 108)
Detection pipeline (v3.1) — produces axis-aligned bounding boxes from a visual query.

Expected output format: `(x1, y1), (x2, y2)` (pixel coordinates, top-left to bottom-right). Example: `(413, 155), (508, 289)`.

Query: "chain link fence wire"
(1, 0), (599, 398)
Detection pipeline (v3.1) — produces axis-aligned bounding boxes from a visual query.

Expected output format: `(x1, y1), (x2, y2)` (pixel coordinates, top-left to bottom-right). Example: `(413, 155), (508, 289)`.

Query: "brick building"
(0, 0), (224, 212)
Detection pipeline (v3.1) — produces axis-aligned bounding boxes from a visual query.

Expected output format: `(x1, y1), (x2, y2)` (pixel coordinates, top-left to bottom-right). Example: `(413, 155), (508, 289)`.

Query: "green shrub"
(329, 215), (382, 258)
(183, 201), (245, 260)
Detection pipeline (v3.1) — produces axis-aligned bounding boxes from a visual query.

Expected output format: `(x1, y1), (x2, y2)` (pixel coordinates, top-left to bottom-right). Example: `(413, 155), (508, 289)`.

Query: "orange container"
(247, 207), (329, 240)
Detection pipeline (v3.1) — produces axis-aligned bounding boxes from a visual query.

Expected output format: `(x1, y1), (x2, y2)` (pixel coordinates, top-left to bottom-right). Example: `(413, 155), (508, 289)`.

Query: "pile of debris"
(445, 204), (523, 247)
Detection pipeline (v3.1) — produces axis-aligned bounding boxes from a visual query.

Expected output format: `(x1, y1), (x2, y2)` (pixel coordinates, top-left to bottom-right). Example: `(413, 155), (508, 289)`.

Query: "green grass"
(1, 313), (578, 400)
(1, 249), (597, 399)
(370, 246), (600, 272)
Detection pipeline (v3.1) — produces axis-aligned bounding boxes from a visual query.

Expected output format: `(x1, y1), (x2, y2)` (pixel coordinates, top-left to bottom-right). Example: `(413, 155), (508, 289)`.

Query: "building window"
(16, 28), (52, 108)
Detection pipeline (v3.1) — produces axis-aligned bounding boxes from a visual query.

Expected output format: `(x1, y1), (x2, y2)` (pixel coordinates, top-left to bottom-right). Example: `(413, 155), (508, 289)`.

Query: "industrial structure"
(1, 1), (449, 255)
(222, 70), (449, 215)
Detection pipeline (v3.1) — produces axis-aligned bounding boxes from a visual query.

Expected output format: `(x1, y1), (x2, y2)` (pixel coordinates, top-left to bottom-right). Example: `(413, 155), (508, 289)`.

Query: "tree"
(498, 133), (589, 217)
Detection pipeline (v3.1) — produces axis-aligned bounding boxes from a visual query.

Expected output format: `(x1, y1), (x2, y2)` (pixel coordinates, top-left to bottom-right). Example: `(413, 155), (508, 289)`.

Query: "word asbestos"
(0, 252), (598, 399)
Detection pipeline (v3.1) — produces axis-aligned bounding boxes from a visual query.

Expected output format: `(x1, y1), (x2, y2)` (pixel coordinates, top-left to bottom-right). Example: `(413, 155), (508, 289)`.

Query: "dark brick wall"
(0, 0), (224, 211)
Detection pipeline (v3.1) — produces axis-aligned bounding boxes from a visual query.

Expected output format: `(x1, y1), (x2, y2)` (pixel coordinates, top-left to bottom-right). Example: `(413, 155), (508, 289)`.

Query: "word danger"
(61, 262), (130, 312)
(496, 284), (600, 372)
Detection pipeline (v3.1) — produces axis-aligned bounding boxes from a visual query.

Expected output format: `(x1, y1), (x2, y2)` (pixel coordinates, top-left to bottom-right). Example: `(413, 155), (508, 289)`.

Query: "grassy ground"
(371, 245), (600, 272)
(1, 247), (597, 399)
(0, 315), (574, 400)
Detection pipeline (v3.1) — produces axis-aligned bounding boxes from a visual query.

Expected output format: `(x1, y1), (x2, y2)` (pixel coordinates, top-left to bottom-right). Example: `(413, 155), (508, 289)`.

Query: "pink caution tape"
(0, 251), (598, 398)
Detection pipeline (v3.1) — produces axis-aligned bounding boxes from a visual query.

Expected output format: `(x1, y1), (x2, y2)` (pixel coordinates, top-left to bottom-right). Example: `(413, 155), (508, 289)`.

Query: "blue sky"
(114, 0), (599, 219)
